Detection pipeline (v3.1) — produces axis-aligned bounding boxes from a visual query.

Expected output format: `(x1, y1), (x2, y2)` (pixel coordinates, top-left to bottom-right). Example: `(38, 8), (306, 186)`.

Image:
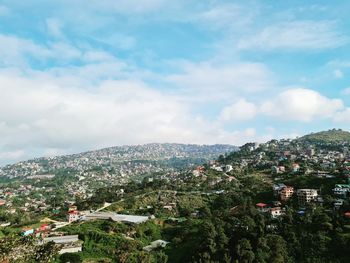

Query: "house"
(333, 184), (350, 198)
(271, 166), (285, 174)
(21, 227), (34, 236)
(256, 203), (269, 212)
(68, 205), (78, 212)
(344, 212), (350, 219)
(37, 224), (50, 233)
(225, 165), (233, 172)
(280, 186), (294, 201)
(163, 205), (173, 211)
(270, 207), (282, 219)
(297, 189), (318, 206)
(279, 166), (286, 173)
(193, 166), (205, 176)
(43, 235), (83, 254)
(334, 199), (344, 208)
(306, 149), (315, 157)
(273, 183), (286, 196)
(67, 210), (79, 223)
(292, 163), (300, 172)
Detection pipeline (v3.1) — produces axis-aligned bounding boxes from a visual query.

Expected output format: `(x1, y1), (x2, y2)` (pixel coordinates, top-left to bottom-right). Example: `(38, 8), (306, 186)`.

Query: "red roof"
(68, 210), (78, 214)
(256, 203), (267, 207)
(270, 207), (281, 211)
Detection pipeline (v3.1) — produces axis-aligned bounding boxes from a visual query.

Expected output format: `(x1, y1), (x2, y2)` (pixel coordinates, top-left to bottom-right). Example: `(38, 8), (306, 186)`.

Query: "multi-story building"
(297, 189), (318, 205)
(280, 186), (294, 201)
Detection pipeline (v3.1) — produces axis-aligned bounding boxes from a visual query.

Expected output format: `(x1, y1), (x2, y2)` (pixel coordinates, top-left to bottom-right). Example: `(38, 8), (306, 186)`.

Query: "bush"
(59, 253), (82, 263)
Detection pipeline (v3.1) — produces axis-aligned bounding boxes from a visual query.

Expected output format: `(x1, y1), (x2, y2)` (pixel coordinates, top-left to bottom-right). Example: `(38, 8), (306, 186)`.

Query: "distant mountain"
(0, 143), (237, 180)
(297, 129), (350, 144)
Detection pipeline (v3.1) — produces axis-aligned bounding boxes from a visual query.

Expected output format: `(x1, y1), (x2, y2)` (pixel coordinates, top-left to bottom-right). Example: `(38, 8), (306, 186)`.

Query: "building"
(306, 149), (315, 157)
(68, 205), (78, 212)
(270, 207), (282, 219)
(333, 184), (350, 198)
(67, 210), (79, 223)
(280, 186), (294, 201)
(143, 240), (169, 252)
(271, 166), (285, 174)
(273, 183), (286, 196)
(297, 189), (318, 205)
(43, 235), (83, 254)
(83, 212), (149, 224)
(21, 228), (34, 236)
(292, 163), (300, 172)
(225, 165), (233, 172)
(256, 203), (269, 212)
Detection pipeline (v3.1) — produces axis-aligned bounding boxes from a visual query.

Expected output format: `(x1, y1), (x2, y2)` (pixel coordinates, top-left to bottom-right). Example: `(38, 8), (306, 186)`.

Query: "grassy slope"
(298, 129), (350, 143)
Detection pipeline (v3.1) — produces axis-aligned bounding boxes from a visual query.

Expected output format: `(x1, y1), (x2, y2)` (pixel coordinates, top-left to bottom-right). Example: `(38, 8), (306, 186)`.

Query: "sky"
(0, 0), (350, 165)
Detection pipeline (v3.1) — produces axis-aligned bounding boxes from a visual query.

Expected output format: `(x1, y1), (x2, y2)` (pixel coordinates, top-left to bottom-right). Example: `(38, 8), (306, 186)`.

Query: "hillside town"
(0, 131), (350, 262)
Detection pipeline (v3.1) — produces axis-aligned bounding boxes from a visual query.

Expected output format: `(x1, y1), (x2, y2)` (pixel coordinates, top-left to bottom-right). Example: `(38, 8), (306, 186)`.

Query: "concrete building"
(297, 189), (318, 205)
(280, 186), (294, 201)
(43, 235), (83, 254)
(83, 212), (149, 224)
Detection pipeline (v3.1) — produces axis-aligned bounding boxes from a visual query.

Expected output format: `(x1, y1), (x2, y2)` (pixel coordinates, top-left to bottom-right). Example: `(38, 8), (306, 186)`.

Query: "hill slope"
(297, 129), (350, 144)
(0, 143), (237, 180)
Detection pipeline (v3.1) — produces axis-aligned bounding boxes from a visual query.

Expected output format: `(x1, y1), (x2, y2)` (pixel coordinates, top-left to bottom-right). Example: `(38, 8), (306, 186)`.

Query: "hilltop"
(297, 129), (350, 144)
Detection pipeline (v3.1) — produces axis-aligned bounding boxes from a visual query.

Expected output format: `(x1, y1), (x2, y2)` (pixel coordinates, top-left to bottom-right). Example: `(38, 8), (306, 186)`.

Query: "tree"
(266, 235), (290, 263)
(59, 253), (83, 263)
(236, 238), (255, 263)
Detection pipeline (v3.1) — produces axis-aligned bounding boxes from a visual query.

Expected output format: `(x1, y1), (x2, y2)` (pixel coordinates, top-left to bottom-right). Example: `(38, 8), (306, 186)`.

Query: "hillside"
(297, 129), (350, 144)
(0, 132), (350, 262)
(0, 143), (237, 180)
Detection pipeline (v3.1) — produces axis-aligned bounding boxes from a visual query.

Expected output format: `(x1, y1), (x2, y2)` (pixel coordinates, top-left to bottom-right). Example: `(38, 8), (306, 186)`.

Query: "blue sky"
(0, 0), (350, 165)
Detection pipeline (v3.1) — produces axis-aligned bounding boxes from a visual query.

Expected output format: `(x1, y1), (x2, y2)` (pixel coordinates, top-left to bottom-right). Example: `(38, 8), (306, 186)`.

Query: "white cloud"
(93, 33), (136, 50)
(334, 108), (350, 123)
(194, 3), (255, 31)
(0, 34), (83, 66)
(219, 99), (257, 122)
(0, 5), (10, 16)
(166, 61), (274, 101)
(343, 87), (350, 95)
(0, 34), (48, 66)
(64, 0), (170, 14)
(333, 69), (344, 79)
(46, 18), (64, 38)
(0, 69), (263, 165)
(261, 88), (344, 122)
(238, 21), (347, 50)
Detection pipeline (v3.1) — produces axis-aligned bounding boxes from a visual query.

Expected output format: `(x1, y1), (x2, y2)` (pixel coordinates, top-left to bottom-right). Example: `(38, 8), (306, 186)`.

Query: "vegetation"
(298, 129), (350, 144)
